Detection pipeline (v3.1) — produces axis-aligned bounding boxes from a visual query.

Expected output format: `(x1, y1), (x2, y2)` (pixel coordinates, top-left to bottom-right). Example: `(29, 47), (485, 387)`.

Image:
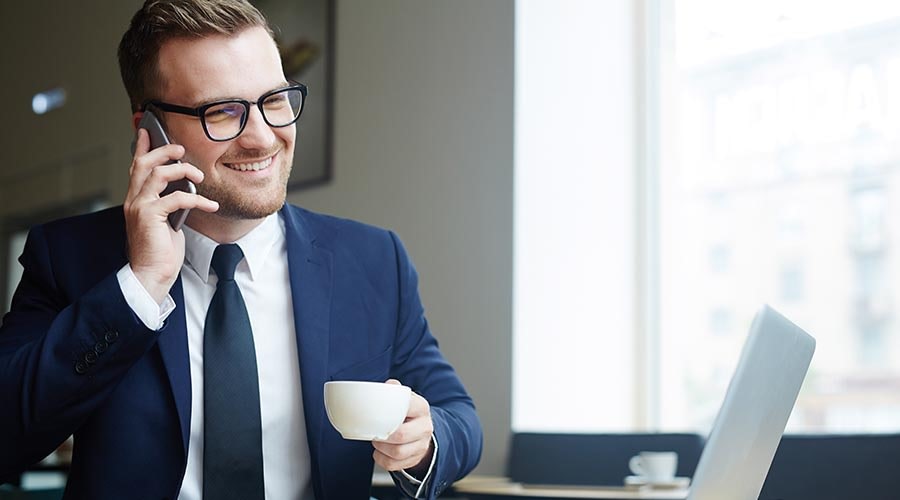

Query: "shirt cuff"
(391, 434), (439, 498)
(116, 264), (175, 331)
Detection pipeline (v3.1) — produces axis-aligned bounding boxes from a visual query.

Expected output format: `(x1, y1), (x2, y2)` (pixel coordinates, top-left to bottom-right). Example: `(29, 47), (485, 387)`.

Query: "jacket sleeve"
(386, 231), (483, 499)
(0, 224), (160, 477)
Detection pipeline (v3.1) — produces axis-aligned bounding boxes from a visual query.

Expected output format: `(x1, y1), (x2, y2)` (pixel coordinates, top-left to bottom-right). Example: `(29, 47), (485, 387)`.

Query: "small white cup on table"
(628, 451), (678, 484)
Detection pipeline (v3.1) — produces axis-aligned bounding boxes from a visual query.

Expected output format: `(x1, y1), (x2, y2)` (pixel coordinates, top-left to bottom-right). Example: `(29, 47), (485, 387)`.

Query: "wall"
(0, 1), (138, 217)
(295, 1), (514, 475)
(1, 0), (514, 476)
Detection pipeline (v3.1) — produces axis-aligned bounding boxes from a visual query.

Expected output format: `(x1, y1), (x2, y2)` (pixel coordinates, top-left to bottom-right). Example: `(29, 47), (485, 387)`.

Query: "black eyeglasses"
(141, 82), (307, 142)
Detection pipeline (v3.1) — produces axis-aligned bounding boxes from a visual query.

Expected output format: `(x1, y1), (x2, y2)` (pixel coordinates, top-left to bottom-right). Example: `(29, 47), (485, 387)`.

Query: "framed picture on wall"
(258, 0), (335, 190)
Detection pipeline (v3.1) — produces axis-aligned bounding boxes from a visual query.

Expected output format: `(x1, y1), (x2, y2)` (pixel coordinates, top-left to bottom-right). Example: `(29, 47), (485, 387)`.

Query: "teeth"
(227, 157), (273, 171)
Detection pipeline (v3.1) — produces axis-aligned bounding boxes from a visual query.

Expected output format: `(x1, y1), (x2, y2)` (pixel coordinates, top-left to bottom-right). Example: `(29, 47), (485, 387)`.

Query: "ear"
(132, 111), (143, 131)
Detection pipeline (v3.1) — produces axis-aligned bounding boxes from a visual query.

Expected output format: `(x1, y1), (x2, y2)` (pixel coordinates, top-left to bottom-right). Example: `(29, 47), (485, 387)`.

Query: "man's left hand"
(372, 379), (435, 478)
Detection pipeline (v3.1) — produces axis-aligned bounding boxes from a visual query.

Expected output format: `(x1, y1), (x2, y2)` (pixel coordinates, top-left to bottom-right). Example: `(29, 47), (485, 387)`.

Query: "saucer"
(624, 475), (691, 489)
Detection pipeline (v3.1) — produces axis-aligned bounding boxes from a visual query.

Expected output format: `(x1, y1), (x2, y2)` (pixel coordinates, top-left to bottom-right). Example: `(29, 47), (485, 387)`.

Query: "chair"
(759, 433), (900, 500)
(507, 432), (705, 487)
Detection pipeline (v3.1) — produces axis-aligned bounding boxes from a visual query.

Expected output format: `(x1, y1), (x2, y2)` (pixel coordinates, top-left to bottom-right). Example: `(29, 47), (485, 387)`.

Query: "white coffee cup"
(628, 451), (678, 483)
(324, 381), (411, 441)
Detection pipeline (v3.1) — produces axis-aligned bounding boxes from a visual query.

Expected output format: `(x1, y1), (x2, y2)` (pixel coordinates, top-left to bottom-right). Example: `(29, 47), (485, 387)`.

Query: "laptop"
(454, 305), (815, 499)
(686, 304), (816, 500)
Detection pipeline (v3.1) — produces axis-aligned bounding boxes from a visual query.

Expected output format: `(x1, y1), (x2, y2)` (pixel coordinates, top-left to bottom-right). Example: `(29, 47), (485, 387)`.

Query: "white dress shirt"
(119, 213), (313, 500)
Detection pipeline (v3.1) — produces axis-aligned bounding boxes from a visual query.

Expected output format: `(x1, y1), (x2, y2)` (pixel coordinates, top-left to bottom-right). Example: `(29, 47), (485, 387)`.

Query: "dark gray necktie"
(203, 243), (265, 500)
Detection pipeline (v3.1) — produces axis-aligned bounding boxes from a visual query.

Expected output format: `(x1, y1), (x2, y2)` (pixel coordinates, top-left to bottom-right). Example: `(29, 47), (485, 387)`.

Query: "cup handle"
(629, 455), (644, 476)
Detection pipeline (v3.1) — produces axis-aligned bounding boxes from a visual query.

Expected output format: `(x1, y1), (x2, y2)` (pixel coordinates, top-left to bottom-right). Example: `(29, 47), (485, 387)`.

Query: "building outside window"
(658, 0), (900, 433)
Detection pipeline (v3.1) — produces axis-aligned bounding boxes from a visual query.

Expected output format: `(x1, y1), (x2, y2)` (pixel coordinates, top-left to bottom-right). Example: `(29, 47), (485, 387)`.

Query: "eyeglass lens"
(203, 88), (304, 140)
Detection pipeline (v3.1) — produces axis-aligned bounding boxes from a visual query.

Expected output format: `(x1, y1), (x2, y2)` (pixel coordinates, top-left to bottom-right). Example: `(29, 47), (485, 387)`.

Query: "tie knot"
(211, 244), (244, 282)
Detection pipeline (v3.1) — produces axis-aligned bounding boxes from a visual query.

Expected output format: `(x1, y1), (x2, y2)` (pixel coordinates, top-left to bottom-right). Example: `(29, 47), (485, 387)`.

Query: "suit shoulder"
(16, 206), (128, 292)
(284, 204), (396, 248)
(39, 206), (124, 237)
(29, 206), (125, 251)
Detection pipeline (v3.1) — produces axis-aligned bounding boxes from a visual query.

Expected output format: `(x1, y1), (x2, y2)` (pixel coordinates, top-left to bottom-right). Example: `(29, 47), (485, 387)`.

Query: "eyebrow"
(192, 81), (291, 107)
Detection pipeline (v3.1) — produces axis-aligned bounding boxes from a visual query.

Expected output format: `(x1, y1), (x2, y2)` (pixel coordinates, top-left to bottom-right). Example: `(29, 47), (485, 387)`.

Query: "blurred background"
(3, 0), (900, 486)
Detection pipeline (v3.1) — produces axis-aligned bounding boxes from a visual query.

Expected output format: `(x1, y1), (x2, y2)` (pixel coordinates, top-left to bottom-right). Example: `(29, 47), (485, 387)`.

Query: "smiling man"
(0, 1), (482, 499)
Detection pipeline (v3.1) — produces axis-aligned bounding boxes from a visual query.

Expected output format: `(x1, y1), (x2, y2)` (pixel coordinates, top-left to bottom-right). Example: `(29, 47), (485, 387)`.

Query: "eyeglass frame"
(140, 82), (308, 142)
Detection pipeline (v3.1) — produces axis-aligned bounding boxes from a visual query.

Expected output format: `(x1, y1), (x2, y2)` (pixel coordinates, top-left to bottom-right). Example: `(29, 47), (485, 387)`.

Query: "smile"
(224, 154), (275, 172)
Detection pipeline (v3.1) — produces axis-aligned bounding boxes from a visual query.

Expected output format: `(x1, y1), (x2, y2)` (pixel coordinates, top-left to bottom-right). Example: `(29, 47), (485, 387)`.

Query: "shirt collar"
(182, 212), (284, 283)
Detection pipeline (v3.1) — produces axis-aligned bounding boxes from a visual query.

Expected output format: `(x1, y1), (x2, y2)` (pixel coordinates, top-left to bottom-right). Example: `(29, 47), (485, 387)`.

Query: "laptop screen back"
(687, 305), (815, 500)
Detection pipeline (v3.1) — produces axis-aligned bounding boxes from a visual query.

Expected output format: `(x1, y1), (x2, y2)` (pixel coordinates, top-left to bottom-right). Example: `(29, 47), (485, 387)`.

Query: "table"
(450, 476), (688, 500)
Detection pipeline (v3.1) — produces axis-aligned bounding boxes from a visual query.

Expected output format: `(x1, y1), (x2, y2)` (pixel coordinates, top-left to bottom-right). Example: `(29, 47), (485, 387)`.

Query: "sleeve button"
(104, 331), (119, 343)
(75, 361), (88, 374)
(84, 351), (99, 364)
(94, 340), (108, 354)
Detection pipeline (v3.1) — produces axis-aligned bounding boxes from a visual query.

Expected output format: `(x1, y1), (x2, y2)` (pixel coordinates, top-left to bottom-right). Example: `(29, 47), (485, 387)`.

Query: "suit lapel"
(282, 206), (333, 471)
(157, 276), (191, 457)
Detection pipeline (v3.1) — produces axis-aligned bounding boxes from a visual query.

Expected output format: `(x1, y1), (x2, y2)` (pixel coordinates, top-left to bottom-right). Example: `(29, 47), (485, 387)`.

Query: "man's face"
(152, 27), (295, 220)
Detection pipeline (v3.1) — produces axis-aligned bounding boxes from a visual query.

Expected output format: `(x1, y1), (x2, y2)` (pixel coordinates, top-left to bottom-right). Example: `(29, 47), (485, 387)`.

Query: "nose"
(235, 105), (276, 149)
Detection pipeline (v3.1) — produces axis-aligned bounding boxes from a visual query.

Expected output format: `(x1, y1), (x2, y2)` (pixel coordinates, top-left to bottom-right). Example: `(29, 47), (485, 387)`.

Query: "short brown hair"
(118, 0), (273, 112)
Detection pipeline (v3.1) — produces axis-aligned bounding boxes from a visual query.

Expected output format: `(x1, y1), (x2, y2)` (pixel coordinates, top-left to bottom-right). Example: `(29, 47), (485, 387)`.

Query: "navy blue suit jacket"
(0, 204), (482, 499)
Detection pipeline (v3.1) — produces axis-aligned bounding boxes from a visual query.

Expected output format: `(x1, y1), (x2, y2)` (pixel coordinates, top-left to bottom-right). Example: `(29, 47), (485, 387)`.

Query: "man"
(0, 1), (482, 498)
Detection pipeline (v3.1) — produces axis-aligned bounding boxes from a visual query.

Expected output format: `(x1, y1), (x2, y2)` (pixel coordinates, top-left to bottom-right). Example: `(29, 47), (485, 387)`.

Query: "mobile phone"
(135, 110), (196, 231)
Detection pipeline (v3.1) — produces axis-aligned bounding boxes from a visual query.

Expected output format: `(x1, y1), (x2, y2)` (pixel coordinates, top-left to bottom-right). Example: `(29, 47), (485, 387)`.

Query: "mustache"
(220, 144), (282, 163)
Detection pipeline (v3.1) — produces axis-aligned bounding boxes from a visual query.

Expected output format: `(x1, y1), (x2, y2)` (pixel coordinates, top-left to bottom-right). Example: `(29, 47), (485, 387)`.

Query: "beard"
(198, 152), (292, 220)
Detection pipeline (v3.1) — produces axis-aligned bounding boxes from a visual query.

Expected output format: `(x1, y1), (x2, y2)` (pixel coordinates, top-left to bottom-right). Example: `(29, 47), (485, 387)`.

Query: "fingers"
(372, 384), (434, 472)
(158, 189), (220, 216)
(126, 129), (149, 207)
(127, 163), (216, 215)
(138, 163), (203, 199)
(126, 132), (215, 209)
(373, 437), (434, 472)
(133, 128), (151, 163)
(406, 391), (430, 419)
(126, 139), (186, 205)
(384, 379), (428, 419)
(129, 135), (183, 178)
(373, 424), (435, 472)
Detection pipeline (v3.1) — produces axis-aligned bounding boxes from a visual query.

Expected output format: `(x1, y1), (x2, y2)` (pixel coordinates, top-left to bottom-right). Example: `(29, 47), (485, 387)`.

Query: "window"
(657, 0), (900, 432)
(514, 0), (900, 435)
(513, 0), (638, 431)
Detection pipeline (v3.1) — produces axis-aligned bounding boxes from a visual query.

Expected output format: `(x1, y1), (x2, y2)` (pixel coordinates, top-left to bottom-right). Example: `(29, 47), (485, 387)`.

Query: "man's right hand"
(124, 128), (219, 304)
